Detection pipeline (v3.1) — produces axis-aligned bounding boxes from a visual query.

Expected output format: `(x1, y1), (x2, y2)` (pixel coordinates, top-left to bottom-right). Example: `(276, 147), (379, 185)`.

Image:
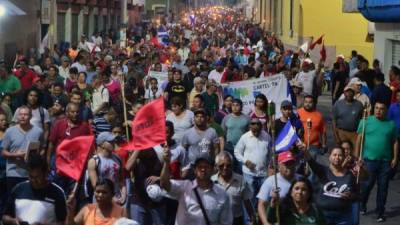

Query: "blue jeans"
(323, 209), (353, 225)
(361, 159), (392, 216)
(129, 203), (166, 225)
(351, 202), (360, 225)
(243, 173), (266, 205)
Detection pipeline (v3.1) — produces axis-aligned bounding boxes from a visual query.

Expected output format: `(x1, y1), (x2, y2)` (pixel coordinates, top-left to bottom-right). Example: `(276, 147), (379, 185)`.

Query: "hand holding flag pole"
(267, 101), (280, 225)
(305, 119), (312, 176)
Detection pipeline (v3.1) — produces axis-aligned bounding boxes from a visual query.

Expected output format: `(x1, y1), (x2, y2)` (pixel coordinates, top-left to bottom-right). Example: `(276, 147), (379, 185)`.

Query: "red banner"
(122, 97), (166, 151)
(56, 135), (94, 181)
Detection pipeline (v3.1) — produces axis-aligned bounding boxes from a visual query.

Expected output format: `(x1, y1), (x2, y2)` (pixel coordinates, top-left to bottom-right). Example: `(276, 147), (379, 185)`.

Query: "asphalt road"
(317, 93), (400, 225)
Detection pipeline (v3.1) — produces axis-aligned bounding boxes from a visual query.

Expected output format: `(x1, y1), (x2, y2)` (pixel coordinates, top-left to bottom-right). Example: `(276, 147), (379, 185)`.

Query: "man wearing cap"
(274, 100), (304, 137)
(87, 132), (126, 204)
(181, 108), (219, 176)
(234, 118), (272, 204)
(333, 85), (364, 153)
(339, 77), (371, 111)
(294, 59), (323, 96)
(58, 56), (71, 81)
(49, 99), (67, 124)
(290, 80), (305, 109)
(160, 151), (233, 225)
(371, 72), (392, 108)
(257, 151), (299, 225)
(208, 61), (224, 84)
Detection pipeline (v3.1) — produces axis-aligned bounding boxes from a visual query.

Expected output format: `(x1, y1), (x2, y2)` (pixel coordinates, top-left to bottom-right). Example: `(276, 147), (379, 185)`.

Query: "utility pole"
(120, 0), (127, 48)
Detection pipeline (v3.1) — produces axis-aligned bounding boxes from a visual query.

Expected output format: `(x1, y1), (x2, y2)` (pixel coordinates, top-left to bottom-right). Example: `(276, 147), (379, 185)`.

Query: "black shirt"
(165, 81), (190, 104)
(331, 71), (347, 102)
(371, 83), (392, 108)
(4, 181), (67, 224)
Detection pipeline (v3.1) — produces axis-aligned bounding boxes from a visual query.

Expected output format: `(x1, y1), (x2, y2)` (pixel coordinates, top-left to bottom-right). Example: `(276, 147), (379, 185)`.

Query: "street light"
(0, 5), (5, 17)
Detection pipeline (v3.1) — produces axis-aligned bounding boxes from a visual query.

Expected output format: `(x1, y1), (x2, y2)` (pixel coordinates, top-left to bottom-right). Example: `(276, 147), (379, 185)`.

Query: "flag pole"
(268, 101), (280, 224)
(120, 75), (130, 142)
(357, 108), (368, 184)
(305, 118), (312, 176)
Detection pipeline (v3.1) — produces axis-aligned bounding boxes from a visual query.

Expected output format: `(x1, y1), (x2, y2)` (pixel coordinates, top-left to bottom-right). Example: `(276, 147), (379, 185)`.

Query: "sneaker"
(377, 215), (386, 223)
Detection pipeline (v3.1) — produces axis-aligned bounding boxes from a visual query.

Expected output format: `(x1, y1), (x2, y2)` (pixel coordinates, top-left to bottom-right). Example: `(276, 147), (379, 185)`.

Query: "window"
(343, 0), (359, 13)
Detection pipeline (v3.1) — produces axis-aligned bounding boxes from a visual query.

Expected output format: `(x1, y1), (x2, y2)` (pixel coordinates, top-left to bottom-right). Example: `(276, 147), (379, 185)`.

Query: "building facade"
(252, 0), (374, 66)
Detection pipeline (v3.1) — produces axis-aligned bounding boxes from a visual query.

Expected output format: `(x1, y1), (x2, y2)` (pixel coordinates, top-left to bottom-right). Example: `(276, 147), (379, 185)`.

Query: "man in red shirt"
(13, 59), (38, 91)
(47, 103), (91, 168)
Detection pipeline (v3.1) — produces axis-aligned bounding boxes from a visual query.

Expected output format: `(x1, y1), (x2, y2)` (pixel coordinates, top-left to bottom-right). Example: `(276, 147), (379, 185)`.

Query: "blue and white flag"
(157, 26), (169, 46)
(275, 121), (299, 153)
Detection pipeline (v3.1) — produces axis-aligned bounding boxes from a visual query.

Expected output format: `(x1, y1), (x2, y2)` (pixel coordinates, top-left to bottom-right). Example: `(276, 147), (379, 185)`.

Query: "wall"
(278, 0), (374, 65)
(0, 0), (40, 63)
(373, 23), (400, 78)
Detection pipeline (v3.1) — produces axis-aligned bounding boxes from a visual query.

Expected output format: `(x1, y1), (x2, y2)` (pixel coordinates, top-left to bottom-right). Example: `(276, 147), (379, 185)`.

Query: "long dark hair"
(281, 176), (313, 214)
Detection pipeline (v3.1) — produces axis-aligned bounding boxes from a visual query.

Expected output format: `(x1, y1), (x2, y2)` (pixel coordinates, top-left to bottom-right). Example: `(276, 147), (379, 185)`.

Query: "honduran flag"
(275, 121), (299, 153)
(157, 26), (169, 46)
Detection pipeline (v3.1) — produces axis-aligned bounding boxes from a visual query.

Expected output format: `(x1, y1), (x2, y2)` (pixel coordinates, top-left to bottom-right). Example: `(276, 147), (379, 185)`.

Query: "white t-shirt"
(71, 62), (87, 73)
(208, 69), (223, 84)
(257, 173), (296, 201)
(166, 110), (194, 144)
(144, 88), (163, 101)
(91, 85), (109, 113)
(295, 70), (316, 95)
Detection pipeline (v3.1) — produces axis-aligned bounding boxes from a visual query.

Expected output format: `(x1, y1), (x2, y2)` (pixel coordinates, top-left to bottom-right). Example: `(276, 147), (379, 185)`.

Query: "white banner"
(222, 74), (291, 116)
(147, 71), (169, 88)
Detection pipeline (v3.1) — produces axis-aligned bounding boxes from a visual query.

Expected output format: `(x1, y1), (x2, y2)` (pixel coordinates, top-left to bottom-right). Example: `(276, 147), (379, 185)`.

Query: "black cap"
(194, 157), (214, 167)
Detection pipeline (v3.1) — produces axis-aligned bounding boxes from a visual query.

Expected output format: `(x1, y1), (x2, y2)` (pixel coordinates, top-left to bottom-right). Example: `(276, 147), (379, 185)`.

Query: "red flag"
(56, 135), (95, 181)
(122, 97), (166, 151)
(320, 41), (327, 61)
(310, 35), (324, 50)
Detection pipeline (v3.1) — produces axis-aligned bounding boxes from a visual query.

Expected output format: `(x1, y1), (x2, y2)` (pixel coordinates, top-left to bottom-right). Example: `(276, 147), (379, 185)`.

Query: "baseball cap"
(96, 132), (116, 145)
(278, 151), (296, 164)
(290, 80), (303, 89)
(194, 156), (214, 167)
(344, 85), (356, 92)
(280, 100), (293, 108)
(348, 77), (362, 85)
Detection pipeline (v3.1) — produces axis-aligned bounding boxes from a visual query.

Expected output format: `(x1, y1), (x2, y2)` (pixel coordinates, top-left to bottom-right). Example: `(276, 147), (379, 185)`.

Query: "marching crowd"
(0, 5), (400, 225)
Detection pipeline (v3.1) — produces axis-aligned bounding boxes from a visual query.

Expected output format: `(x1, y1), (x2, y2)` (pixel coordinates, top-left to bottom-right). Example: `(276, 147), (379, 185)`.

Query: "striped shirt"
(92, 116), (112, 136)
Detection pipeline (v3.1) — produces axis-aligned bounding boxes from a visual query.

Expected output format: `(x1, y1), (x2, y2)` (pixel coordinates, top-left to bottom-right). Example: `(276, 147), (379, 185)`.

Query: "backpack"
(83, 154), (122, 199)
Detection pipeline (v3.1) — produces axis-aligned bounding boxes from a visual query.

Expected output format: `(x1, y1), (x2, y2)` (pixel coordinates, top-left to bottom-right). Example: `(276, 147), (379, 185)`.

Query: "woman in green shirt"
(267, 177), (326, 225)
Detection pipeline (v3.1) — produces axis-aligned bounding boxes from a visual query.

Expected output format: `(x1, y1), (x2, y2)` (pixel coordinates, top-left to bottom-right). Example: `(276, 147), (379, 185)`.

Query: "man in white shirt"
(160, 152), (233, 225)
(294, 60), (323, 96)
(91, 75), (109, 115)
(234, 118), (272, 204)
(257, 151), (299, 225)
(208, 61), (225, 84)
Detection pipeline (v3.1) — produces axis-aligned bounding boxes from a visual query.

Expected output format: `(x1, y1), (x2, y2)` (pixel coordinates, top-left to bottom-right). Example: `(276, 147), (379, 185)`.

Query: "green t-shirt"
(357, 116), (398, 161)
(267, 204), (326, 225)
(209, 121), (225, 137)
(0, 75), (21, 93)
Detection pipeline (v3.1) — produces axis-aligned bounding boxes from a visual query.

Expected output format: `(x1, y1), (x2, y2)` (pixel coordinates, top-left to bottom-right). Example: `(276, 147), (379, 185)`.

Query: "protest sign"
(222, 74), (291, 115)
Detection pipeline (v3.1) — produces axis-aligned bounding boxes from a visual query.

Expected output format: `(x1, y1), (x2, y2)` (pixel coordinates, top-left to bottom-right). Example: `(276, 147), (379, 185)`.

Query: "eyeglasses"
(218, 164), (232, 169)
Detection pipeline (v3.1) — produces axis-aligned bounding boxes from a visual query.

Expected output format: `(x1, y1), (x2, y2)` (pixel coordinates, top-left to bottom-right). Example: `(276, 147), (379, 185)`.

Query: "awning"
(1, 0), (27, 16)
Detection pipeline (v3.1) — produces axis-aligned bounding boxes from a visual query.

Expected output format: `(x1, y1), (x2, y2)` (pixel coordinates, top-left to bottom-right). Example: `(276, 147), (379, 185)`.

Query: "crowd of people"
(0, 5), (400, 225)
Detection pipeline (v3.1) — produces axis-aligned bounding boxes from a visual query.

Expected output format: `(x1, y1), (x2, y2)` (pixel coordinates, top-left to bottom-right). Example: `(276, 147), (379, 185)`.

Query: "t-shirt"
(371, 83), (392, 108)
(166, 110), (194, 144)
(208, 69), (223, 84)
(92, 116), (112, 136)
(209, 122), (225, 137)
(332, 99), (364, 132)
(295, 70), (316, 95)
(309, 159), (355, 212)
(388, 102), (400, 130)
(221, 114), (250, 146)
(257, 173), (298, 201)
(165, 81), (190, 104)
(357, 116), (398, 161)
(4, 181), (66, 224)
(0, 75), (21, 93)
(331, 71), (347, 101)
(297, 108), (326, 147)
(1, 125), (43, 177)
(181, 127), (219, 164)
(201, 92), (219, 116)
